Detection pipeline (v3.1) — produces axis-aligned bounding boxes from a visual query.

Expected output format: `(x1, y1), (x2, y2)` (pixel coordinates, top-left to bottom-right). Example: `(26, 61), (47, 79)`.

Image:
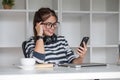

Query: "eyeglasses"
(41, 22), (59, 29)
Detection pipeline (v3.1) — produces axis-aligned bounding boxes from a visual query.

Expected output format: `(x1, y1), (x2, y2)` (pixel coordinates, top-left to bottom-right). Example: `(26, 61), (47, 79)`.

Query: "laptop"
(58, 63), (107, 68)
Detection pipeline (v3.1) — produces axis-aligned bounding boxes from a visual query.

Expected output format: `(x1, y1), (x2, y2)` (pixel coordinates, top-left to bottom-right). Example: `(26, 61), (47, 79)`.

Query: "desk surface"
(0, 64), (120, 80)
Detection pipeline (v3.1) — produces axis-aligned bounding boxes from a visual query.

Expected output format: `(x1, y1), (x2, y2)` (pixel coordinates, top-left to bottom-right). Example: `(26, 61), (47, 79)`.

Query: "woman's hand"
(34, 22), (45, 53)
(72, 42), (87, 64)
(77, 42), (87, 59)
(35, 22), (44, 36)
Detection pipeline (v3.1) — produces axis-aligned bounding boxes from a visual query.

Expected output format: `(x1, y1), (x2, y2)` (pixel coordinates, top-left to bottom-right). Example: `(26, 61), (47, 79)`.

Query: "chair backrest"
(22, 41), (28, 58)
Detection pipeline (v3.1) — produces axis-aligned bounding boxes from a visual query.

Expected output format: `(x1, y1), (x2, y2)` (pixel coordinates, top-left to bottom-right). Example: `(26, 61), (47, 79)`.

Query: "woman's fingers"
(35, 22), (43, 36)
(77, 42), (87, 58)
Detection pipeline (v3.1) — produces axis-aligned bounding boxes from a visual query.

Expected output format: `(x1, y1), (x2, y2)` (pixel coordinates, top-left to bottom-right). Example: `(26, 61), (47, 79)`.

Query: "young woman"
(25, 7), (87, 64)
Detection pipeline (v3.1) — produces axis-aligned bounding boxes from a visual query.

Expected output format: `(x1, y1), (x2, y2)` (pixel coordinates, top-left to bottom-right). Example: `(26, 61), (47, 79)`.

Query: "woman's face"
(42, 16), (57, 36)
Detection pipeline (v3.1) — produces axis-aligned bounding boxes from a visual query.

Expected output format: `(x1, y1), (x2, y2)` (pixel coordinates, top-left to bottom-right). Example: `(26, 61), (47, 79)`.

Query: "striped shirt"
(25, 36), (76, 64)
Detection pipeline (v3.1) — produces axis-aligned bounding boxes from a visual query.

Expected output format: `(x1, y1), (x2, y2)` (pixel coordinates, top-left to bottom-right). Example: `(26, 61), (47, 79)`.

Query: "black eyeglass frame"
(41, 22), (60, 29)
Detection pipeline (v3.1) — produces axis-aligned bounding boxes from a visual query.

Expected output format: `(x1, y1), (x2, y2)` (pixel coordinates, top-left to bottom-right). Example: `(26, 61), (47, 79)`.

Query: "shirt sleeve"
(63, 38), (76, 63)
(25, 37), (45, 63)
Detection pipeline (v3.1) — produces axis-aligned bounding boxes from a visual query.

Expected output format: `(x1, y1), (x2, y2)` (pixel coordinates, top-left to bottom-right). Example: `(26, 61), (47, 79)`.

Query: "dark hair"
(33, 7), (58, 37)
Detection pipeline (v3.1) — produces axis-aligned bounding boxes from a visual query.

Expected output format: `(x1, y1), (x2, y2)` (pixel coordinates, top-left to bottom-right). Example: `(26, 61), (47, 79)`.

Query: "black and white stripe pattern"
(25, 36), (76, 64)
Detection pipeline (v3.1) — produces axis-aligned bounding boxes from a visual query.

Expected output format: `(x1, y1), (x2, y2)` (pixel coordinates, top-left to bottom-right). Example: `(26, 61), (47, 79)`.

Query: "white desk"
(0, 64), (120, 80)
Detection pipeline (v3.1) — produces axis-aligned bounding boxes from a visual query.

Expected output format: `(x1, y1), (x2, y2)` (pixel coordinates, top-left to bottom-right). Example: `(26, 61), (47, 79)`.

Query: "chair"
(22, 41), (28, 58)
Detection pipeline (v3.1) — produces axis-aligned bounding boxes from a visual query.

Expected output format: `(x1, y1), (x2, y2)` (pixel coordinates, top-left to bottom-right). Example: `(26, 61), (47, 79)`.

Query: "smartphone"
(80, 37), (89, 47)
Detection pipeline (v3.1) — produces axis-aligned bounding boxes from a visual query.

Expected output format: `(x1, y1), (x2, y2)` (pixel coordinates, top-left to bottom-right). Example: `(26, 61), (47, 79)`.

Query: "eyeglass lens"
(41, 22), (59, 29)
